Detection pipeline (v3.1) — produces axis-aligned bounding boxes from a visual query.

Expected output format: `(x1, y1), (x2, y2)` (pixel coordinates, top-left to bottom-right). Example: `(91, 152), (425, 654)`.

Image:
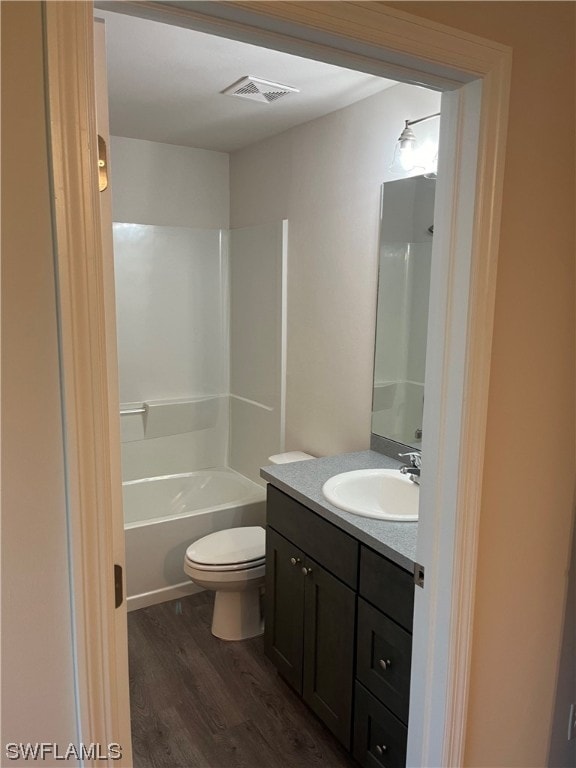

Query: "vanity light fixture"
(391, 111), (441, 174)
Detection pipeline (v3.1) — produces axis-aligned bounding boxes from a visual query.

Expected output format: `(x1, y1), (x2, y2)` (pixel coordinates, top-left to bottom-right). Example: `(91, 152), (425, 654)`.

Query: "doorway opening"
(97, 8), (442, 762)
(44, 3), (510, 766)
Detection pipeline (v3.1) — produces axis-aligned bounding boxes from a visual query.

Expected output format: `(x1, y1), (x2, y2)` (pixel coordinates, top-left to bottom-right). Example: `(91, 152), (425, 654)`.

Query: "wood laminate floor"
(128, 592), (358, 768)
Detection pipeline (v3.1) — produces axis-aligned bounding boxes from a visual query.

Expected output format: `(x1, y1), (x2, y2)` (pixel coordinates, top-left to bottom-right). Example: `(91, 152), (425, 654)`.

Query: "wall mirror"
(371, 174), (436, 449)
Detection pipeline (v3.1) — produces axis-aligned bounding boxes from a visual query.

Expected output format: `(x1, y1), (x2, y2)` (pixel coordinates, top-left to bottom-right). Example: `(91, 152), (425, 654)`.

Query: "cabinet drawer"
(353, 682), (407, 768)
(357, 599), (411, 723)
(359, 546), (414, 631)
(267, 485), (358, 588)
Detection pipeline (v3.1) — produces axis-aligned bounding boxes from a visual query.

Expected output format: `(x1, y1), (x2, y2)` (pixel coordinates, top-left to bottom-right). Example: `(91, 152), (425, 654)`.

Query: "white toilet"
(183, 452), (315, 641)
(184, 526), (266, 641)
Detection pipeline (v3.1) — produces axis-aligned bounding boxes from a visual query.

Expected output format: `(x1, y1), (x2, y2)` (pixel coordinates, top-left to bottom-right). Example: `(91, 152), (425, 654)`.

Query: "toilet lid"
(185, 526), (265, 567)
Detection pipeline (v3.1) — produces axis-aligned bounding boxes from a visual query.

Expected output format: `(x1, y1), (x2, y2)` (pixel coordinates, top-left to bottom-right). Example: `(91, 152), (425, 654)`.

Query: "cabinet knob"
(301, 566), (313, 576)
(375, 744), (388, 756)
(290, 557), (301, 566)
(379, 658), (392, 671)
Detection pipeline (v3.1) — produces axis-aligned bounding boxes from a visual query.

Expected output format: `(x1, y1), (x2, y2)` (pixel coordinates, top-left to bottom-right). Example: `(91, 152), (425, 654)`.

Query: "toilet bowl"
(184, 526), (266, 641)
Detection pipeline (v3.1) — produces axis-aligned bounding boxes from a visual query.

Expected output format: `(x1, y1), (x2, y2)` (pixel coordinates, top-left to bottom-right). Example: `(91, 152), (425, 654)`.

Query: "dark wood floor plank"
(128, 593), (357, 768)
(213, 719), (298, 768)
(136, 601), (246, 732)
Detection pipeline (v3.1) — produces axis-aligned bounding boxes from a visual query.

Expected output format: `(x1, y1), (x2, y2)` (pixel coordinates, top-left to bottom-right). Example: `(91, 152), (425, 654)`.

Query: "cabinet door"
(264, 527), (305, 692)
(303, 557), (356, 748)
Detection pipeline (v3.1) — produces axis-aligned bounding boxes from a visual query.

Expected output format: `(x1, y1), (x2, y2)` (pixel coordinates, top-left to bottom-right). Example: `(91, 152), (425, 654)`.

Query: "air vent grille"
(222, 76), (299, 104)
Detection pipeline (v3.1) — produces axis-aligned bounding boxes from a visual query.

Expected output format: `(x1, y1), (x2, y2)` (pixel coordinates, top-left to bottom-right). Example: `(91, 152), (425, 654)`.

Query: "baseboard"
(127, 581), (204, 612)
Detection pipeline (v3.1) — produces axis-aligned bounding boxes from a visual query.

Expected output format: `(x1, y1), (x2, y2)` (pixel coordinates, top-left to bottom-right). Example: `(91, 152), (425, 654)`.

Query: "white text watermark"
(5, 743), (122, 761)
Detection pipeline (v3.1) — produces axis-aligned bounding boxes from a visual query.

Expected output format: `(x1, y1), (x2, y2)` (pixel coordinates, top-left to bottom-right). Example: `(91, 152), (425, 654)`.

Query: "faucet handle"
(399, 451), (422, 469)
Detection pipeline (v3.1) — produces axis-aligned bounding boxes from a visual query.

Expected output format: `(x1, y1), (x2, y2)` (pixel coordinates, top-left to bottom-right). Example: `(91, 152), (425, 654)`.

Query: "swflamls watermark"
(5, 743), (122, 761)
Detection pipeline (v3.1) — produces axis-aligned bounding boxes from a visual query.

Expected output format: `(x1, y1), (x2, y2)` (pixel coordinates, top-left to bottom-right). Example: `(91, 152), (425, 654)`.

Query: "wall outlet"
(569, 702), (576, 741)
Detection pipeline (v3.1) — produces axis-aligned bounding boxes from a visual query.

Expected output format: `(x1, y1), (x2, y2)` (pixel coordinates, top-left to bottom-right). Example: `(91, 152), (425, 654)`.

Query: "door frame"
(43, 2), (511, 766)
(43, 3), (133, 766)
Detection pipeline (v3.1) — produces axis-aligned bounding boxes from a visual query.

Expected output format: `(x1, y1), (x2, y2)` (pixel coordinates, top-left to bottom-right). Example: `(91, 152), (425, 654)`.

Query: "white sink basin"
(322, 469), (419, 521)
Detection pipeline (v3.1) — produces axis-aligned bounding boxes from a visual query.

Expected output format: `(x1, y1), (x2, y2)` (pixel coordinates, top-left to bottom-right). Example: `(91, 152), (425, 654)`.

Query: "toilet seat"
(184, 556), (265, 573)
(183, 560), (266, 585)
(185, 526), (265, 571)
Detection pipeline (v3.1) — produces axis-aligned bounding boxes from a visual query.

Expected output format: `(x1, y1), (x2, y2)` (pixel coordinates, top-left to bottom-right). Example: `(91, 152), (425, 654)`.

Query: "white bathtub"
(123, 468), (266, 611)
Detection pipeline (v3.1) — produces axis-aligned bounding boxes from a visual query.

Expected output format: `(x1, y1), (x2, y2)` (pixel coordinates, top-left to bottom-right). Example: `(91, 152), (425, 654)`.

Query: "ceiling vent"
(222, 76), (299, 104)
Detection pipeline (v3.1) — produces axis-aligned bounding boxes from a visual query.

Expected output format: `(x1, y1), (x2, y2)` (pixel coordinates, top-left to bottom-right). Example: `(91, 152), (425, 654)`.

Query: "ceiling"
(96, 10), (398, 153)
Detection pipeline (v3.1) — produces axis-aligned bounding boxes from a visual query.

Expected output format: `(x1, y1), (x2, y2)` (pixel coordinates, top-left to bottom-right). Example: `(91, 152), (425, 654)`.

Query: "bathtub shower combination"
(113, 220), (287, 611)
(124, 467), (266, 610)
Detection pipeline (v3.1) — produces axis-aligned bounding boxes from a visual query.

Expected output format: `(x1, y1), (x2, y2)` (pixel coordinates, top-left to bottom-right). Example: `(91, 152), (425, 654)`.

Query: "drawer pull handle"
(379, 658), (392, 671)
(301, 566), (313, 576)
(290, 557), (301, 566)
(375, 744), (388, 756)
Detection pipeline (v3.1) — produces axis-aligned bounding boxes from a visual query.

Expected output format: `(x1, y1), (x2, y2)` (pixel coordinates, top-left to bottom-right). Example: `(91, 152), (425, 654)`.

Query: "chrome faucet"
(399, 452), (422, 485)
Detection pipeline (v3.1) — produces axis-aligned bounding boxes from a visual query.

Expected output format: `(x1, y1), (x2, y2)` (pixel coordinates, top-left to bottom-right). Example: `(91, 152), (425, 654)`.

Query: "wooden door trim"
(44, 3), (132, 765)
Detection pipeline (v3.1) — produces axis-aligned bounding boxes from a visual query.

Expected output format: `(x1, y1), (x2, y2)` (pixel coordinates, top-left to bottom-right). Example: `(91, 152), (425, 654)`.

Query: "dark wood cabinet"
(264, 527), (305, 691)
(303, 554), (355, 746)
(359, 546), (414, 632)
(353, 682), (408, 768)
(265, 488), (357, 748)
(264, 484), (415, 764)
(354, 546), (414, 767)
(267, 485), (358, 587)
(356, 598), (412, 723)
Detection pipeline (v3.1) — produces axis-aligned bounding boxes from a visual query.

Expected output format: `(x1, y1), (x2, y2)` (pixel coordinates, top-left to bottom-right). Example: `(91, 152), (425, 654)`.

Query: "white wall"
(1, 2), (78, 758)
(230, 83), (441, 457)
(110, 138), (230, 479)
(110, 136), (229, 228)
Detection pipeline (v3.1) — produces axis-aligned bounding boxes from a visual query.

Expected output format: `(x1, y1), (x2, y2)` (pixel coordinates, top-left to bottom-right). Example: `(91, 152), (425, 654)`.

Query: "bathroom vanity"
(261, 451), (418, 768)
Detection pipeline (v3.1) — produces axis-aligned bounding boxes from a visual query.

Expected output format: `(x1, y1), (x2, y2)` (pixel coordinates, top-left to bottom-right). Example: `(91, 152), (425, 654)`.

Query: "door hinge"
(114, 564), (123, 608)
(414, 563), (425, 588)
(98, 134), (108, 192)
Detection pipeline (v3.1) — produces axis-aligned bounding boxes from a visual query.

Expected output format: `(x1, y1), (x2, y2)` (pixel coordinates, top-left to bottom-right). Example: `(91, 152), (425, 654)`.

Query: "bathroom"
(97, 6), (440, 765)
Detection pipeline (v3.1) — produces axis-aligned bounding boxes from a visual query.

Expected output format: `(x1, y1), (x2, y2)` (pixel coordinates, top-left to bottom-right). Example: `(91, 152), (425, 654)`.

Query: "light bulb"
(398, 144), (415, 171)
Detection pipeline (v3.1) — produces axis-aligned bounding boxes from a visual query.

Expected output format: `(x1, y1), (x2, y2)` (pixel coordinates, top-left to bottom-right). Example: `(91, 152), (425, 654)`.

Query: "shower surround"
(110, 137), (285, 609)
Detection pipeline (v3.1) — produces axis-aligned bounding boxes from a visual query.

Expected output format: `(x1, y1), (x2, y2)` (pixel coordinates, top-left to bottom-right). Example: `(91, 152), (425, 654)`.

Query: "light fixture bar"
(405, 111), (441, 127)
